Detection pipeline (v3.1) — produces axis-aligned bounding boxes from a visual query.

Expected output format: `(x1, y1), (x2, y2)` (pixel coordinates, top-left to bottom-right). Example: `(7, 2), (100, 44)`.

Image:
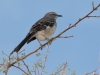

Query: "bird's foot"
(48, 38), (56, 45)
(40, 43), (43, 50)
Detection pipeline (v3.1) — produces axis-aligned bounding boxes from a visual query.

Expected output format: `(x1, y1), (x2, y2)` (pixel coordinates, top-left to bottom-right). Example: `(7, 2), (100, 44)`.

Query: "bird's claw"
(48, 38), (56, 45)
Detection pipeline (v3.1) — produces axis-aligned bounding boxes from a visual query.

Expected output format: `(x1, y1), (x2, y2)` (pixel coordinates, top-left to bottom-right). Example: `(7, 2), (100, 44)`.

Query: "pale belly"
(34, 25), (56, 41)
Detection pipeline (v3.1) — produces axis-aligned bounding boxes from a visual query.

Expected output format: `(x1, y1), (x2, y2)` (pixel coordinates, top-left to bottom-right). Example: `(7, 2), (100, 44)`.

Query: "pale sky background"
(0, 0), (100, 75)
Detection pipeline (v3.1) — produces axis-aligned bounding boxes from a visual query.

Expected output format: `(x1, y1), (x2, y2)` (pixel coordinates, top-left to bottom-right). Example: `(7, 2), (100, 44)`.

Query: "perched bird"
(10, 12), (62, 55)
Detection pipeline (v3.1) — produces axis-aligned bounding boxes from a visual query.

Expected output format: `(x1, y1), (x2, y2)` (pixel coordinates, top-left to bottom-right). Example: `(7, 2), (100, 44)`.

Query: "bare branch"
(22, 60), (32, 75)
(58, 36), (73, 38)
(5, 3), (100, 75)
(18, 49), (26, 54)
(54, 61), (68, 75)
(13, 65), (29, 75)
(41, 49), (49, 75)
(92, 2), (95, 10)
(87, 16), (100, 18)
(85, 67), (100, 75)
(9, 3), (100, 68)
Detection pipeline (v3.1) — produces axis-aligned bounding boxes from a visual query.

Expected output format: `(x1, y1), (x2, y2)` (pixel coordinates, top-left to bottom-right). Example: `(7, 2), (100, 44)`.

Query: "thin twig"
(13, 65), (29, 75)
(41, 49), (49, 75)
(4, 59), (10, 75)
(22, 60), (32, 75)
(92, 2), (95, 10)
(18, 49), (26, 54)
(85, 67), (100, 75)
(36, 65), (40, 75)
(58, 36), (73, 38)
(87, 16), (100, 18)
(33, 63), (36, 75)
(1, 51), (9, 57)
(54, 61), (68, 75)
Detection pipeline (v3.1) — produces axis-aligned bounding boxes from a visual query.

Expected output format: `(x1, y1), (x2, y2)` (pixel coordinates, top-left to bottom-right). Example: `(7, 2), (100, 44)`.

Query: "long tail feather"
(10, 35), (31, 56)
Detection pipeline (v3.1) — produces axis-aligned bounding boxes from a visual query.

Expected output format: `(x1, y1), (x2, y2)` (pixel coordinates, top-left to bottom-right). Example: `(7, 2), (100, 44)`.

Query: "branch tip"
(92, 2), (94, 10)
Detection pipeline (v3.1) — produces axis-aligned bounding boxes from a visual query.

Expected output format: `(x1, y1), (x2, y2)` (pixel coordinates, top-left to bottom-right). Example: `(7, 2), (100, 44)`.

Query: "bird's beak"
(57, 15), (62, 17)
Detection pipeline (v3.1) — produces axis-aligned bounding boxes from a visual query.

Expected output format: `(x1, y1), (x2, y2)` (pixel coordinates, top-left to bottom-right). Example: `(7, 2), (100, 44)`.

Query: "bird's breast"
(35, 25), (56, 41)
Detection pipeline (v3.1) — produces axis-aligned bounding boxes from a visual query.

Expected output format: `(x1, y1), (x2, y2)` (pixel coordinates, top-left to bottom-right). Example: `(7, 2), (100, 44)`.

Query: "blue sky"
(0, 0), (100, 75)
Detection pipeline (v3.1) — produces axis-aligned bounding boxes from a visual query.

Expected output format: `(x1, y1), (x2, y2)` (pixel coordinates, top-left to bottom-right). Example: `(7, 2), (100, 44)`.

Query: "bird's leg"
(37, 39), (43, 50)
(45, 37), (50, 45)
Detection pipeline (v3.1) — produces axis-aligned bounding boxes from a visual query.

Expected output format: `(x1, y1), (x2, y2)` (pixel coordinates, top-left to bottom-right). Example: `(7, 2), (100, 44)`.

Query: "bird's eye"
(52, 14), (55, 15)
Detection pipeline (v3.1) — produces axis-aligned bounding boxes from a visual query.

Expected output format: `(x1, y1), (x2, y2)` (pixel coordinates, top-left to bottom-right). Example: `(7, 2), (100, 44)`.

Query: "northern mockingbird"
(10, 12), (62, 55)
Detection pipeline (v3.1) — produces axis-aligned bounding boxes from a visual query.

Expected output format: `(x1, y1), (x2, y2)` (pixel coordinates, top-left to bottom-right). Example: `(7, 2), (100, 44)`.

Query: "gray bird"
(10, 12), (62, 55)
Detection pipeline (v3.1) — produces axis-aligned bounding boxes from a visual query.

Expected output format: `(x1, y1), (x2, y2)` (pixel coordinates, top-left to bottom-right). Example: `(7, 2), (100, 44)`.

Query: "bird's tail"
(10, 34), (31, 56)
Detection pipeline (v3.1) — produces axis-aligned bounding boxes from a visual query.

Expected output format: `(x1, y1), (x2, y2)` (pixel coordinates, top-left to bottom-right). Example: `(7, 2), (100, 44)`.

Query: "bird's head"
(44, 12), (62, 19)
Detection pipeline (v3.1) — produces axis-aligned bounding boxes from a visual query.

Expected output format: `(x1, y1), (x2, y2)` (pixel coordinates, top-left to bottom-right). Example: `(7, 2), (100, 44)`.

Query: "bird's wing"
(27, 18), (55, 43)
